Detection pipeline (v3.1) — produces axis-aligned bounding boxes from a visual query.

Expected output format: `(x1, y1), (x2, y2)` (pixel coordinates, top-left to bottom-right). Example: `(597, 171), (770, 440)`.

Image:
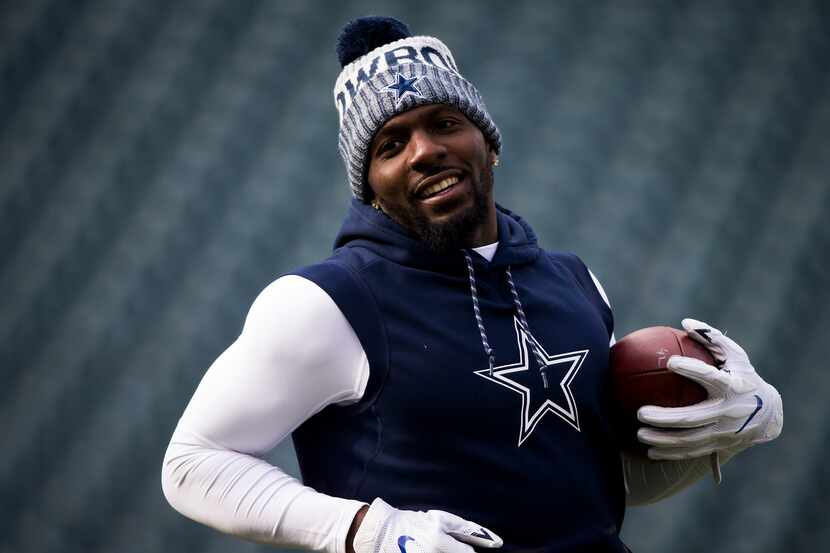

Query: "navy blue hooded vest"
(291, 200), (626, 552)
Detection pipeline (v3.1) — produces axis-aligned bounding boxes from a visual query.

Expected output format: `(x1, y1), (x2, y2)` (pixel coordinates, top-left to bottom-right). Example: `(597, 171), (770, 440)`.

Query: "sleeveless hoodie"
(291, 199), (627, 553)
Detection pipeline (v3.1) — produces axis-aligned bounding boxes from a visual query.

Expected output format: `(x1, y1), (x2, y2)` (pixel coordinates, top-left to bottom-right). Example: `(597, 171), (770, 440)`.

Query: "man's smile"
(414, 169), (465, 198)
(417, 174), (460, 199)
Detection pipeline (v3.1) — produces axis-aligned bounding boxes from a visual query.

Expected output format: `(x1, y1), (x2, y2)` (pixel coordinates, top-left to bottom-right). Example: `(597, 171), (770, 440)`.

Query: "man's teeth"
(421, 176), (459, 198)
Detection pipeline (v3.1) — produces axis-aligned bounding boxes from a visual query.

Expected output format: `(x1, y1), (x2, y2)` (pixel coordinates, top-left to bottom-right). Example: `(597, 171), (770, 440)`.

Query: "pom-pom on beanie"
(333, 16), (501, 202)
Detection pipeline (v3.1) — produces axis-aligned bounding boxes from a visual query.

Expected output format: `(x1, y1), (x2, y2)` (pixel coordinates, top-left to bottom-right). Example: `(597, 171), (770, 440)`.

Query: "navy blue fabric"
(291, 199), (626, 552)
(336, 17), (412, 67)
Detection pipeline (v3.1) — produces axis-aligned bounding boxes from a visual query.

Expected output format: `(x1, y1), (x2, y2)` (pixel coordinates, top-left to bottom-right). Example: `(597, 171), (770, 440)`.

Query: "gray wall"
(1, 1), (828, 552)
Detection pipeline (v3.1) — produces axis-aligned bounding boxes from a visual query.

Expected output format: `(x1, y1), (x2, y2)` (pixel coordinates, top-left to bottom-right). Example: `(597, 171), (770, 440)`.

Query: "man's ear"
(364, 186), (382, 210)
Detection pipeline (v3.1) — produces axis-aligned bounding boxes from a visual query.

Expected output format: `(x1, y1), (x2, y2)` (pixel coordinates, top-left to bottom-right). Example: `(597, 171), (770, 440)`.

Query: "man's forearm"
(162, 426), (367, 553)
(622, 449), (737, 505)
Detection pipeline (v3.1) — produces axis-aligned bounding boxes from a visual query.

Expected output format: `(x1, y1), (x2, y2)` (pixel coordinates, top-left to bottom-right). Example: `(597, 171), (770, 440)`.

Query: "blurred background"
(1, 0), (828, 552)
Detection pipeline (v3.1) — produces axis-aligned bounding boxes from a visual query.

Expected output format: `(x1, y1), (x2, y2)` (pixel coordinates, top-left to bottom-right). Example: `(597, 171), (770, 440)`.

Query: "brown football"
(609, 326), (712, 449)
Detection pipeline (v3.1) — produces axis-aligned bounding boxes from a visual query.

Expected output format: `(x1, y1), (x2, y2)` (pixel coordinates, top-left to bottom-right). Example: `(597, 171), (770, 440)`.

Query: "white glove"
(352, 498), (503, 553)
(636, 318), (783, 463)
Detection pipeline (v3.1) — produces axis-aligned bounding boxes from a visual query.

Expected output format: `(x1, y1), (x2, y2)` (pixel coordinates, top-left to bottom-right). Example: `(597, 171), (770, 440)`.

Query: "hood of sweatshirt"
(332, 198), (540, 271)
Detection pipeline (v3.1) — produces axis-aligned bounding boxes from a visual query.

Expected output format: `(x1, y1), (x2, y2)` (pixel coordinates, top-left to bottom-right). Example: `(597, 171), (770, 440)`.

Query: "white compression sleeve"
(161, 275), (370, 553)
(622, 450), (736, 506)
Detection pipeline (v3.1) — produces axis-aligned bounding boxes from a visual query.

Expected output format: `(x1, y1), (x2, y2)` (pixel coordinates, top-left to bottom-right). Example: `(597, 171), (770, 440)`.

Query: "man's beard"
(383, 166), (493, 255)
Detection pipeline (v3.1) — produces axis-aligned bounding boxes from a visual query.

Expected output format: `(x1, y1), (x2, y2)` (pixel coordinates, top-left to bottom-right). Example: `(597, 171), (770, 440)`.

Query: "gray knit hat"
(334, 17), (502, 202)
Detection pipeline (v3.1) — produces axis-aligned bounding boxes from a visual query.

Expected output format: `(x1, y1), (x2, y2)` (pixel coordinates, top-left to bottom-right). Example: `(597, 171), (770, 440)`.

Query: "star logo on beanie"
(384, 73), (423, 104)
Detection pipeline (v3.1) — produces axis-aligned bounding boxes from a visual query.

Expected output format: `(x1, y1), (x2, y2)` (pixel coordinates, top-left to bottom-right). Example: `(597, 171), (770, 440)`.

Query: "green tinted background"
(1, 1), (827, 552)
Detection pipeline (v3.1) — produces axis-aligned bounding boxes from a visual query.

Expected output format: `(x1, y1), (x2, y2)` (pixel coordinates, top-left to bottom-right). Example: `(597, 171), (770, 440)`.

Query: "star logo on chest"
(474, 318), (589, 446)
(384, 72), (424, 104)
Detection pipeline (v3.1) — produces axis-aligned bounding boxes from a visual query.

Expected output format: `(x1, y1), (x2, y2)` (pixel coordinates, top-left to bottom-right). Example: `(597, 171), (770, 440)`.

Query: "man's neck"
(465, 201), (498, 248)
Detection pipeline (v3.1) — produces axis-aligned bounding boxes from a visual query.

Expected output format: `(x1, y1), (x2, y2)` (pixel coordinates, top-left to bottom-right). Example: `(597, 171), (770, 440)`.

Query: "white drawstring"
(463, 252), (549, 388)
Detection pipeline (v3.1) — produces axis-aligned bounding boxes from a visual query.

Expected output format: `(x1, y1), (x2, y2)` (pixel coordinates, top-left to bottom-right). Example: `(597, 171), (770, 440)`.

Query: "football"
(610, 326), (713, 449)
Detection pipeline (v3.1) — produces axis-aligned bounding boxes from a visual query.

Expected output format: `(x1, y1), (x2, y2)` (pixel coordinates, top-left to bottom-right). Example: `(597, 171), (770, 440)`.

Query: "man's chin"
(381, 168), (492, 254)
(412, 203), (484, 254)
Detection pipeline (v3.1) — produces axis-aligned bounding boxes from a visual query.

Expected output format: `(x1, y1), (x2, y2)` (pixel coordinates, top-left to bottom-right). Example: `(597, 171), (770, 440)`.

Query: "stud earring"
(371, 198), (382, 211)
(493, 156), (500, 167)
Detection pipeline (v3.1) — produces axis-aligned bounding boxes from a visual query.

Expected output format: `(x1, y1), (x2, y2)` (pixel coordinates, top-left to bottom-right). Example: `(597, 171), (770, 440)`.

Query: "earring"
(493, 156), (500, 167)
(371, 198), (382, 211)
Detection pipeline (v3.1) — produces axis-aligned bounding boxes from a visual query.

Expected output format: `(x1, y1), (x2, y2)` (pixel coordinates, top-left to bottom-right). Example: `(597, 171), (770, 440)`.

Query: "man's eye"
(377, 140), (401, 156)
(437, 119), (458, 129)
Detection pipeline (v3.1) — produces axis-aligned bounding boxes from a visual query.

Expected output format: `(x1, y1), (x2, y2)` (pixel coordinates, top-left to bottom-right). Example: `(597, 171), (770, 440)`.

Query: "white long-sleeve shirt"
(161, 247), (712, 552)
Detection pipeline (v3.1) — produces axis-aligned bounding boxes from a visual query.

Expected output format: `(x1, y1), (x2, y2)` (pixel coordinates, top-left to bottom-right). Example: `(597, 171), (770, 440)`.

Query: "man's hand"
(636, 318), (783, 461)
(350, 498), (503, 553)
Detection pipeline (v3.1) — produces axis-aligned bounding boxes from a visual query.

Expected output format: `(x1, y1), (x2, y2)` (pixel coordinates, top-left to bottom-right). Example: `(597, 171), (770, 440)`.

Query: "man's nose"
(407, 130), (447, 170)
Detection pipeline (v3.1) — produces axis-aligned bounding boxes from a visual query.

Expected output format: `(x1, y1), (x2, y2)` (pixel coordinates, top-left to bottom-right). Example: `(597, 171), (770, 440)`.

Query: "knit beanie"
(333, 16), (502, 202)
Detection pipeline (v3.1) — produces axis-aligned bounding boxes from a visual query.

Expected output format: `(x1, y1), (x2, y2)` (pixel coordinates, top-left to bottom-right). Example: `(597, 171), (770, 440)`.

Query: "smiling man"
(366, 102), (497, 254)
(161, 16), (782, 553)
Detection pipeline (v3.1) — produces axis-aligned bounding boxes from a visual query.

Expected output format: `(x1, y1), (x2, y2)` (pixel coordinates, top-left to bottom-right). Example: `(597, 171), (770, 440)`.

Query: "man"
(162, 16), (783, 553)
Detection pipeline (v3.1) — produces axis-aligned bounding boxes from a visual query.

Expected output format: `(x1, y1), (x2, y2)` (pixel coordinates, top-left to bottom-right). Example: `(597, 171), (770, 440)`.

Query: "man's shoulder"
(287, 246), (386, 329)
(290, 244), (382, 289)
(537, 250), (605, 298)
(539, 250), (613, 324)
(539, 249), (589, 275)
(287, 248), (389, 381)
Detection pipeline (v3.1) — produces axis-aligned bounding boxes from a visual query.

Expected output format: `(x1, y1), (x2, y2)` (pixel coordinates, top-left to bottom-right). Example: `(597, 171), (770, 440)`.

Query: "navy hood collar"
(333, 199), (540, 271)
